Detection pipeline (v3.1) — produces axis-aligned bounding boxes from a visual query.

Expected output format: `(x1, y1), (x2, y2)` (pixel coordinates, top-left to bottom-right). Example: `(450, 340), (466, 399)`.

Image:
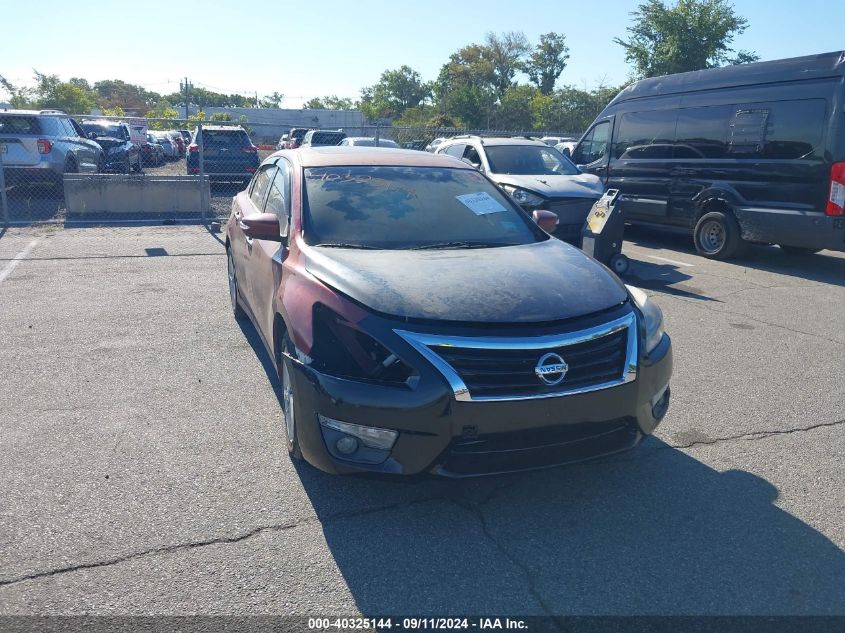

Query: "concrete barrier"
(64, 175), (210, 218)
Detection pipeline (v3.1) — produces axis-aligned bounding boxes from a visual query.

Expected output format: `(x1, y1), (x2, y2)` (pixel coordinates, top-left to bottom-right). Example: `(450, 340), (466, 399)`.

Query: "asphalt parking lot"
(0, 224), (843, 616)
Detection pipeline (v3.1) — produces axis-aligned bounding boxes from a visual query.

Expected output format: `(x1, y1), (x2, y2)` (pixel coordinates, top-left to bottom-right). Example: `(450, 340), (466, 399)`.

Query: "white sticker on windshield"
(456, 192), (507, 215)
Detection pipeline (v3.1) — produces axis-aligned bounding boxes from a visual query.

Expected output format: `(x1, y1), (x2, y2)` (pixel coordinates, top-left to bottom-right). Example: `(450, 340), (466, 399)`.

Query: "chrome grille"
(396, 312), (638, 402)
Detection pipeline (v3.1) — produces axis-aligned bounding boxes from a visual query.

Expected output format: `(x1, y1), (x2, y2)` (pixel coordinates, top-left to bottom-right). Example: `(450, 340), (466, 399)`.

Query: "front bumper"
(286, 321), (672, 477)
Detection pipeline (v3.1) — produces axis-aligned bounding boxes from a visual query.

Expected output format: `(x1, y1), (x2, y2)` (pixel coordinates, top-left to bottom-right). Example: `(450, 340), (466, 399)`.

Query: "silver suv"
(436, 135), (605, 244)
(0, 109), (103, 188)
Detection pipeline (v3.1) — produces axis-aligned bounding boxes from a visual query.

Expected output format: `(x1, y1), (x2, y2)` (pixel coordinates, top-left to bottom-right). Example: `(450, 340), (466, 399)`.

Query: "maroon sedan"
(225, 147), (672, 476)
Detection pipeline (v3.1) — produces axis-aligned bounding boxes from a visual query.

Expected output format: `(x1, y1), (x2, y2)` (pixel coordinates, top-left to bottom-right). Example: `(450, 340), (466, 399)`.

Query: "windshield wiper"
(311, 242), (382, 250)
(408, 241), (508, 250)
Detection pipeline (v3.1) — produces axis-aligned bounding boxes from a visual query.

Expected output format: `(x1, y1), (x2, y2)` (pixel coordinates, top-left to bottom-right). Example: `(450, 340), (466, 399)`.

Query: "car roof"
(443, 136), (548, 147)
(283, 146), (475, 168)
(201, 125), (245, 131)
(0, 109), (66, 116)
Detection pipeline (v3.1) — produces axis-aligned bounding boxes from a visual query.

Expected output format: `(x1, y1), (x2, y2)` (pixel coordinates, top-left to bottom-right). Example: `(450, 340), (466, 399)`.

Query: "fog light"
(335, 436), (359, 455)
(318, 415), (398, 450)
(651, 385), (671, 421)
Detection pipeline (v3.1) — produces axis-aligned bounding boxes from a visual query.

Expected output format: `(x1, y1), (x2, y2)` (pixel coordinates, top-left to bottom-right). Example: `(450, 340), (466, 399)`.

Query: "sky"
(0, 0), (842, 108)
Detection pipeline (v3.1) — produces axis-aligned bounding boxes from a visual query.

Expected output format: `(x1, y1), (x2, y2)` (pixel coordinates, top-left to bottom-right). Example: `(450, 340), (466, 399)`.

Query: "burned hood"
(303, 239), (627, 323)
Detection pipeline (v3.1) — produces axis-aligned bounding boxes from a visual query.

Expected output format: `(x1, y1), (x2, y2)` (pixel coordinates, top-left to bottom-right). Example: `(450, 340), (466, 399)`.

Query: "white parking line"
(0, 239), (41, 285)
(646, 254), (695, 267)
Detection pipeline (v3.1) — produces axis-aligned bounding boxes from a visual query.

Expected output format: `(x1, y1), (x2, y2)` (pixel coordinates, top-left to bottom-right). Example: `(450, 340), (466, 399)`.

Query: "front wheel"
(227, 247), (245, 319)
(280, 334), (303, 461)
(693, 210), (747, 260)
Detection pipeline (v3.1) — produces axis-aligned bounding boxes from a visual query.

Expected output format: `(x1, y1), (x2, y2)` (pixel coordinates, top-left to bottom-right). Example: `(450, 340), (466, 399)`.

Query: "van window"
(575, 120), (610, 165)
(728, 100), (826, 160)
(675, 105), (732, 158)
(614, 110), (676, 159)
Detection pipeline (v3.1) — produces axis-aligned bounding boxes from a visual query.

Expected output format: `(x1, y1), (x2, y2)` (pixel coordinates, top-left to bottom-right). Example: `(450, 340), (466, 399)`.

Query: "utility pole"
(180, 78), (193, 119)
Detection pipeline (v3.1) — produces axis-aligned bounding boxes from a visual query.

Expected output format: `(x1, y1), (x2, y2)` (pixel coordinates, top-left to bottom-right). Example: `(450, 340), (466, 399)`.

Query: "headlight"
(310, 305), (416, 385)
(626, 285), (665, 354)
(501, 184), (545, 207)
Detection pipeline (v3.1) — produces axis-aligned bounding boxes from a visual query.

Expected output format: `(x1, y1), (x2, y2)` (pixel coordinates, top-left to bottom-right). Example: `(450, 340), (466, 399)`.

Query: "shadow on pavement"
(234, 308), (845, 616)
(296, 442), (845, 615)
(625, 224), (845, 289)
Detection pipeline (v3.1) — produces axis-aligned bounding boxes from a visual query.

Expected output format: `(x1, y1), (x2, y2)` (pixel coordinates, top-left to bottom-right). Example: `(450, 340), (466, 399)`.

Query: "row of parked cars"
(0, 109), (197, 188)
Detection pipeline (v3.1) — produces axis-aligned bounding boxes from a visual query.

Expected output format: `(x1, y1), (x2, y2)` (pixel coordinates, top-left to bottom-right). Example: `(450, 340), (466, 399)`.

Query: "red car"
(226, 147), (672, 476)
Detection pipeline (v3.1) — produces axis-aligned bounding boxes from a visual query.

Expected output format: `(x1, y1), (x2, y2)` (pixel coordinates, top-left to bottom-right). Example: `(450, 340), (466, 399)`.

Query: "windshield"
(308, 132), (345, 145)
(303, 166), (540, 249)
(83, 124), (123, 138)
(485, 145), (579, 176)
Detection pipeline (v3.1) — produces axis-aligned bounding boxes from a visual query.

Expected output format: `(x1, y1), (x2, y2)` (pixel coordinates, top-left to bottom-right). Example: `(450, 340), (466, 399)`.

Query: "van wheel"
(694, 211), (746, 260)
(779, 245), (822, 256)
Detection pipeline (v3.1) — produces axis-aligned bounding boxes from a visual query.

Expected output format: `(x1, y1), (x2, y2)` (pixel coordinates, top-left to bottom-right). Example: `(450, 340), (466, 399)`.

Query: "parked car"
(152, 132), (178, 160)
(300, 129), (347, 147)
(187, 125), (259, 182)
(401, 139), (429, 151)
(80, 120), (142, 174)
(555, 140), (577, 158)
(541, 136), (574, 147)
(276, 133), (289, 150)
(571, 50), (845, 259)
(141, 133), (165, 166)
(225, 147), (672, 475)
(425, 137), (448, 152)
(0, 110), (103, 187)
(165, 130), (185, 155)
(437, 136), (604, 244)
(338, 137), (400, 148)
(179, 129), (192, 147)
(285, 127), (308, 149)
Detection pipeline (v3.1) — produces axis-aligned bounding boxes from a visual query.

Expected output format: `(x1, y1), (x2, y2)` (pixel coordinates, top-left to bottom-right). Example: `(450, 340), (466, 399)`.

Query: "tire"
(779, 245), (822, 256)
(610, 253), (629, 275)
(280, 333), (303, 461)
(693, 210), (747, 260)
(227, 247), (245, 319)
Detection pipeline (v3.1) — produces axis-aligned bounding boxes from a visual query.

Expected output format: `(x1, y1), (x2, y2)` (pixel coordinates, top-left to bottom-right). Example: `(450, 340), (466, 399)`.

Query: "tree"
(304, 95), (354, 110)
(495, 85), (536, 130)
(523, 33), (570, 95)
(433, 45), (497, 128)
(259, 92), (284, 108)
(483, 31), (530, 99)
(94, 79), (159, 112)
(361, 66), (430, 120)
(144, 99), (179, 129)
(615, 0), (759, 78)
(0, 75), (32, 108)
(31, 71), (95, 113)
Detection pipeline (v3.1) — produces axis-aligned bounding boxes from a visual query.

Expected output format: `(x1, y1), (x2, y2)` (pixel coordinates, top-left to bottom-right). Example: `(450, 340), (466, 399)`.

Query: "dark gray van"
(571, 52), (845, 259)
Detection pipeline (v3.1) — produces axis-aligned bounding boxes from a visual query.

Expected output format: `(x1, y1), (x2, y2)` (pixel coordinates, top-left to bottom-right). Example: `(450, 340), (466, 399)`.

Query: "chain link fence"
(0, 110), (578, 225)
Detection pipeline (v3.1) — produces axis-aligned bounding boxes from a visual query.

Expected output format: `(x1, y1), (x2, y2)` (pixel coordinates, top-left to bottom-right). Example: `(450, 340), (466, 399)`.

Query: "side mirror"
(88, 132), (98, 140)
(532, 209), (559, 233)
(239, 212), (285, 242)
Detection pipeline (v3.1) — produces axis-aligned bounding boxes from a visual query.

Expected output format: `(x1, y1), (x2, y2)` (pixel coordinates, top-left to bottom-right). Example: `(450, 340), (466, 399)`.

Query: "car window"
(485, 145), (579, 175)
(464, 146), (482, 166)
(303, 166), (541, 249)
(0, 115), (41, 135)
(444, 144), (466, 158)
(574, 120), (610, 165)
(264, 161), (291, 234)
(203, 129), (250, 146)
(250, 166), (275, 208)
(613, 110), (677, 160)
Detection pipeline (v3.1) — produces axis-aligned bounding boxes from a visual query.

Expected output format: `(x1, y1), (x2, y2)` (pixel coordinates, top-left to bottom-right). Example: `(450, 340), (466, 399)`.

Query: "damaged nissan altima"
(225, 147), (672, 476)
